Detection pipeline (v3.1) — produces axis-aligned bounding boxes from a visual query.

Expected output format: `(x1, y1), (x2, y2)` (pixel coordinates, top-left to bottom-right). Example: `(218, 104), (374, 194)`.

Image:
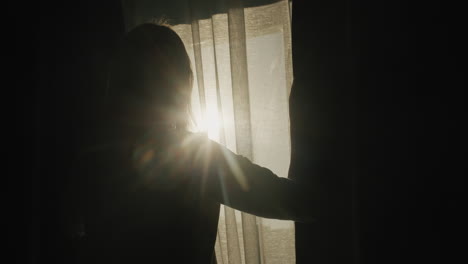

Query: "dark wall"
(32, 1), (124, 263)
(290, 0), (465, 263)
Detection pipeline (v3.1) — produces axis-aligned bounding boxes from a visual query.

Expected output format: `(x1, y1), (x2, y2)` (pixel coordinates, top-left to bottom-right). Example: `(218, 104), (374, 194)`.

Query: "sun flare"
(200, 107), (221, 141)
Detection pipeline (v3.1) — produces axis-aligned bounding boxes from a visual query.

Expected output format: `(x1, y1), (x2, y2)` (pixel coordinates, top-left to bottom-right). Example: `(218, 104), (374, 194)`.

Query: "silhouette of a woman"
(67, 23), (311, 264)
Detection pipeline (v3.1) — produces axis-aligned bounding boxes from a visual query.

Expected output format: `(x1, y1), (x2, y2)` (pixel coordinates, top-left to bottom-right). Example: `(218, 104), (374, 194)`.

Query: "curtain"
(121, 1), (294, 263)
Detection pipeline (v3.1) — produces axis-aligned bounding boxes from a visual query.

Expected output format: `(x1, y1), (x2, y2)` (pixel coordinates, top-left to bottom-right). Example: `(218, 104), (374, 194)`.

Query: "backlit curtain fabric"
(121, 1), (293, 263)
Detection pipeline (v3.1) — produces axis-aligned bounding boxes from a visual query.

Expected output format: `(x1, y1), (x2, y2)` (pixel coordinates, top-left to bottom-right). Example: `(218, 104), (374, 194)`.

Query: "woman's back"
(71, 131), (221, 263)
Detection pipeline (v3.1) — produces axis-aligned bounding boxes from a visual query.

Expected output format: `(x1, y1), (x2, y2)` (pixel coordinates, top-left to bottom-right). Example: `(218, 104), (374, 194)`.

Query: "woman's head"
(107, 23), (193, 130)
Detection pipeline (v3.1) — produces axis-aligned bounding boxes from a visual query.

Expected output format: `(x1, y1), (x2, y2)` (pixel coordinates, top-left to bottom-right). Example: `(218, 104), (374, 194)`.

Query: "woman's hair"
(107, 22), (193, 130)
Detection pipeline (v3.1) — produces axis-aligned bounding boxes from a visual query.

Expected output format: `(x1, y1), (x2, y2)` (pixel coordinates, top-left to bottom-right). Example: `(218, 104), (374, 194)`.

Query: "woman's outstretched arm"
(193, 135), (315, 223)
(133, 130), (315, 222)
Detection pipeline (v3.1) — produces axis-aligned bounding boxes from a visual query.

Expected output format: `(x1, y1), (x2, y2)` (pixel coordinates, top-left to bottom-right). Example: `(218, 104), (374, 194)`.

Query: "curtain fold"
(227, 3), (261, 264)
(121, 1), (294, 263)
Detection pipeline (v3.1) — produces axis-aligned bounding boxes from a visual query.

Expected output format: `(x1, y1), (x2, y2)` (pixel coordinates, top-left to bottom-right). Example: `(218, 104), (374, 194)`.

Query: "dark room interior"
(25, 0), (464, 263)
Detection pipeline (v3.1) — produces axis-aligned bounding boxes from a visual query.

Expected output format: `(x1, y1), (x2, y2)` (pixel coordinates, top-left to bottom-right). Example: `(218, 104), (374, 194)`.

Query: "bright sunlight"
(199, 107), (221, 141)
